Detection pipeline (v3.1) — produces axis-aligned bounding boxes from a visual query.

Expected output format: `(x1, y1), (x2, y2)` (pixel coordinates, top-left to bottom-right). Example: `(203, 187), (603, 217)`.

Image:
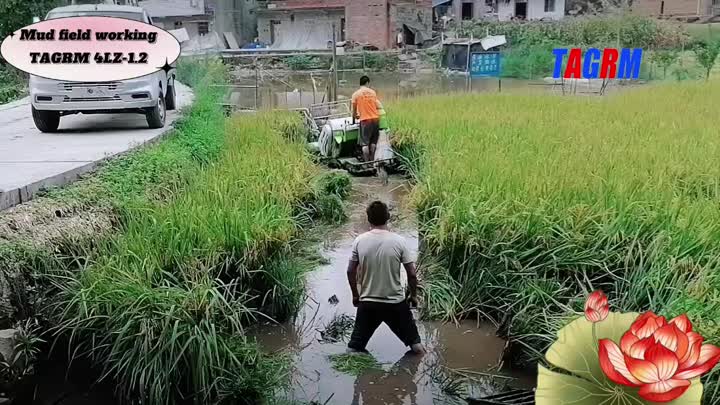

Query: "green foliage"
(693, 40), (720, 80)
(285, 55), (326, 71)
(315, 171), (352, 199)
(329, 353), (382, 376)
(0, 0), (60, 39)
(390, 80), (720, 403)
(363, 53), (399, 71)
(684, 23), (720, 43)
(500, 43), (558, 79)
(650, 49), (680, 79)
(176, 56), (227, 89)
(0, 65), (26, 104)
(0, 319), (45, 393)
(52, 110), (328, 404)
(458, 15), (688, 50)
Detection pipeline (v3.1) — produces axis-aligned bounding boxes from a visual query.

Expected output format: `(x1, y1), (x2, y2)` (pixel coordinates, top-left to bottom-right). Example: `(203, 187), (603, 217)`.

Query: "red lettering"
(564, 48), (583, 79)
(600, 49), (619, 79)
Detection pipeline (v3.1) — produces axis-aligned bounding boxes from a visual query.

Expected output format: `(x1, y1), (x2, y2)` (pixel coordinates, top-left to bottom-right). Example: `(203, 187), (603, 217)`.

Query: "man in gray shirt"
(346, 201), (426, 355)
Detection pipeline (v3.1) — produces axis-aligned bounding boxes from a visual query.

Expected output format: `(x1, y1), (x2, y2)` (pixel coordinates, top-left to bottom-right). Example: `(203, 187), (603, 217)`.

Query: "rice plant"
(390, 80), (720, 402)
(50, 110), (337, 405)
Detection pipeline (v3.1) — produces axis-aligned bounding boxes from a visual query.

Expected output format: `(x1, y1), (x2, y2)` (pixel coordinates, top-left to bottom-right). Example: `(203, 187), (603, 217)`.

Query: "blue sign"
(470, 52), (501, 77)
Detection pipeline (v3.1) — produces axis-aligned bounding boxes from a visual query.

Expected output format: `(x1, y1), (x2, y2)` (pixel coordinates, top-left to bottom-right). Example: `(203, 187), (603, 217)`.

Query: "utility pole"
(331, 23), (339, 102)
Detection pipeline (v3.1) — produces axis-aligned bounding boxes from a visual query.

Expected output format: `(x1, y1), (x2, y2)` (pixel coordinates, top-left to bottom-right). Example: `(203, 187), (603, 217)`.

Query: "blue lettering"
(552, 49), (568, 79)
(583, 48), (601, 79)
(618, 48), (643, 79)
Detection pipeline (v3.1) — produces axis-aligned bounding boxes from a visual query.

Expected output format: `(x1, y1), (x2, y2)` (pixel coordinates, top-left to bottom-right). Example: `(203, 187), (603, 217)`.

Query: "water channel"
(252, 176), (535, 404)
(229, 70), (632, 110)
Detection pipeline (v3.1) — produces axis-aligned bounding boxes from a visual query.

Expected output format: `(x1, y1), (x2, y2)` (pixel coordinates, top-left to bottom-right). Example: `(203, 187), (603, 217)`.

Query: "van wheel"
(165, 81), (177, 111)
(32, 106), (60, 133)
(146, 94), (166, 129)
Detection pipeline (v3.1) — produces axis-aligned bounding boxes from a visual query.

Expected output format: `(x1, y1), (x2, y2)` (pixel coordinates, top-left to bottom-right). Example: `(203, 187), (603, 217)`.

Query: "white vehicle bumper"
(30, 76), (160, 112)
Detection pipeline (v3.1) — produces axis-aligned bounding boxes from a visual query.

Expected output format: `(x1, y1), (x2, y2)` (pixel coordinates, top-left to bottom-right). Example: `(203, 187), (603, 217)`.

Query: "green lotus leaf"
(537, 365), (703, 405)
(546, 311), (640, 385)
(541, 311), (704, 404)
(536, 364), (614, 405)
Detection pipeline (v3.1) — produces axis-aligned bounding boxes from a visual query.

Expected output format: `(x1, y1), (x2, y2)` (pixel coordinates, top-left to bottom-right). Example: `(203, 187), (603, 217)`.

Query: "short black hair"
(366, 201), (390, 226)
(360, 75), (370, 86)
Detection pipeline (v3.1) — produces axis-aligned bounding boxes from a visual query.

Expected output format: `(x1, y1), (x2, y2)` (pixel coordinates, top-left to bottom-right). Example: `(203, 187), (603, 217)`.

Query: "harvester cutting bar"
(467, 389), (535, 405)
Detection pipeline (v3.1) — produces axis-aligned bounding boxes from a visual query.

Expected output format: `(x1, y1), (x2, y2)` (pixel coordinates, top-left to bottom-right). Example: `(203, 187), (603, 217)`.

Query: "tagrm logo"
(552, 48), (644, 80)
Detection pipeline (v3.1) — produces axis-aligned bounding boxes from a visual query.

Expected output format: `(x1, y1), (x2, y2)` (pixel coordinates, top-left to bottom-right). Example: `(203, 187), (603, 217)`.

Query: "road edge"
(0, 82), (193, 211)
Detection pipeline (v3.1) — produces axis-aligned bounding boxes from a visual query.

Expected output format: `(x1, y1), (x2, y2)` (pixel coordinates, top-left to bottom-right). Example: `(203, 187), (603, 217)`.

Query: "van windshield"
(45, 11), (145, 22)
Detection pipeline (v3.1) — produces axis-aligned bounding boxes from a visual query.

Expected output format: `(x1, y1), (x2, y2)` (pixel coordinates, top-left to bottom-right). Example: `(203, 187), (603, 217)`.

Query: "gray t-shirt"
(351, 229), (416, 304)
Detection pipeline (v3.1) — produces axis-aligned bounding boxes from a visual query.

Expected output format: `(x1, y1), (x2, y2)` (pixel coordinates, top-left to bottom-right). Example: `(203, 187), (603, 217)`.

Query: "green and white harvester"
(302, 100), (395, 176)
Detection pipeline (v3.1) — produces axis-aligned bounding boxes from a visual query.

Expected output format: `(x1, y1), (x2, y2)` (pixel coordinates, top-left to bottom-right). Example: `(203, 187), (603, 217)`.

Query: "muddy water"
(253, 176), (534, 404)
(229, 71), (632, 110)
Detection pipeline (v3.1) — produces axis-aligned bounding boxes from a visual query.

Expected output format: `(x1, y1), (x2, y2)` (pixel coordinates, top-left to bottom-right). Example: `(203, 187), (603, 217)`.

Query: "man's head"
(360, 75), (370, 86)
(366, 201), (390, 227)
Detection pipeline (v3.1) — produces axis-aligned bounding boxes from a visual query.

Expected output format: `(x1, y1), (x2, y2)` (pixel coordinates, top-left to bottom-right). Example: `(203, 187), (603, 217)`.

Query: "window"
(198, 21), (209, 35)
(544, 0), (556, 12)
(461, 2), (473, 20)
(174, 21), (183, 28)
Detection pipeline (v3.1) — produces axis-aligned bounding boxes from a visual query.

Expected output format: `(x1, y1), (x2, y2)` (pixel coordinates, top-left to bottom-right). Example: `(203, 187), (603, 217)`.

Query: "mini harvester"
(300, 99), (397, 176)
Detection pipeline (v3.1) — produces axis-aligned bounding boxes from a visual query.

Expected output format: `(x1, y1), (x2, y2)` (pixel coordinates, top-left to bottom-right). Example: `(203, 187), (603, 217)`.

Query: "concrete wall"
(390, 0), (433, 45)
(498, 0), (565, 21)
(257, 9), (343, 47)
(453, 0), (491, 20)
(630, 0), (712, 16)
(257, 0), (432, 49)
(155, 17), (208, 38)
(206, 0), (258, 47)
(264, 0), (346, 9)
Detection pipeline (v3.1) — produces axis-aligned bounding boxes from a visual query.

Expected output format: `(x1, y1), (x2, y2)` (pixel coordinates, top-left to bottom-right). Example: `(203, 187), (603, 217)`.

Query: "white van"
(28, 4), (177, 132)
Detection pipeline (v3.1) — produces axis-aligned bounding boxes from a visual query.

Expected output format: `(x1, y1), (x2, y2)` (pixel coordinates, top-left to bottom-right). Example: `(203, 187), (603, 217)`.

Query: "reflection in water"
(352, 352), (421, 405)
(252, 176), (533, 404)
(229, 71), (593, 110)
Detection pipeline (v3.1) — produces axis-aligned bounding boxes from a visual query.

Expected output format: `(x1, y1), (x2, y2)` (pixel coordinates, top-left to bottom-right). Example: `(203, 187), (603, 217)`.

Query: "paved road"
(0, 83), (193, 210)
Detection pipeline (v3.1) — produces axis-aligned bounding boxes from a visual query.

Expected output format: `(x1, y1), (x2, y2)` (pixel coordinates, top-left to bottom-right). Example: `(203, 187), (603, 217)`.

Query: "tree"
(693, 40), (720, 81)
(0, 0), (61, 41)
(650, 49), (679, 79)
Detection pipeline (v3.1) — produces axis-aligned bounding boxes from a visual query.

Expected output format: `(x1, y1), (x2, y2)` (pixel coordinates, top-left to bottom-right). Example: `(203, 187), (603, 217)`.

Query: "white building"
(497, 0), (565, 21)
(138, 0), (212, 38)
(434, 0), (565, 22)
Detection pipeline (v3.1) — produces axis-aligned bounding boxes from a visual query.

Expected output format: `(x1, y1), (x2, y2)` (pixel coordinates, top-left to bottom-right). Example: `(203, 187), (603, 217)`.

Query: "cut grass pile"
(329, 353), (382, 376)
(390, 80), (720, 402)
(51, 110), (343, 404)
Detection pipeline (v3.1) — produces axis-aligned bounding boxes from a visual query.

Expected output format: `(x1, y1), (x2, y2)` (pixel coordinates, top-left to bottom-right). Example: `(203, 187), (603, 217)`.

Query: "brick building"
(630, 0), (719, 16)
(256, 0), (433, 50)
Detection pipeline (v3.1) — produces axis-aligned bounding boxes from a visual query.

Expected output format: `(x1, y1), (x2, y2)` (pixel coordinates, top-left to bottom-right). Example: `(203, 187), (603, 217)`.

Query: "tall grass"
(0, 58), (229, 334)
(51, 111), (334, 404)
(390, 81), (720, 401)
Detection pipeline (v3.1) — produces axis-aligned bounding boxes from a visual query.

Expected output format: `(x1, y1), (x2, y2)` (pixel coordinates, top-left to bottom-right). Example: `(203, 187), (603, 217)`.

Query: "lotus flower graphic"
(536, 290), (720, 404)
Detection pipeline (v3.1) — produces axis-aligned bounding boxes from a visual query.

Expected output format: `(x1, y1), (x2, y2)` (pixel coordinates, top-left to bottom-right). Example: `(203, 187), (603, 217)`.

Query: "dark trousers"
(348, 300), (421, 351)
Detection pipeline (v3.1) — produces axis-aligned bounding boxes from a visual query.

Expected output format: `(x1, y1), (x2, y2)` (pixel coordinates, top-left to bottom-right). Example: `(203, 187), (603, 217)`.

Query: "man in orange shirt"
(351, 76), (381, 162)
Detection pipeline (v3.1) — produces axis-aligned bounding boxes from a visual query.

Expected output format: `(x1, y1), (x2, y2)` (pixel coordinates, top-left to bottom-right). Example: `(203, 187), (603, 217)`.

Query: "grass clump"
(52, 110), (343, 404)
(329, 353), (382, 376)
(390, 80), (720, 402)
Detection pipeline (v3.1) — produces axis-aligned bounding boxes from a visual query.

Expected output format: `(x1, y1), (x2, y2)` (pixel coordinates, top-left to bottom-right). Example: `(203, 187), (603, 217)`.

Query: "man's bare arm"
(347, 260), (360, 300)
(403, 262), (418, 302)
(351, 102), (357, 124)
